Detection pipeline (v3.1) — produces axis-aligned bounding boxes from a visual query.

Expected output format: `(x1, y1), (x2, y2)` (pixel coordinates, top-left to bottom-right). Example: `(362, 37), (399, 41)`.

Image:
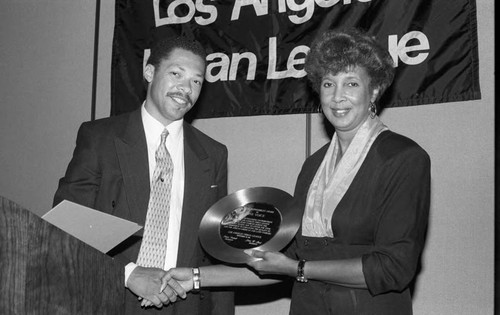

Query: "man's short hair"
(147, 36), (207, 68)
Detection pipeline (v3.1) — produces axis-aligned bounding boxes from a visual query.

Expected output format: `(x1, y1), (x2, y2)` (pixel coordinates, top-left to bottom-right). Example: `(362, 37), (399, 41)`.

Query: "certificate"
(42, 200), (142, 254)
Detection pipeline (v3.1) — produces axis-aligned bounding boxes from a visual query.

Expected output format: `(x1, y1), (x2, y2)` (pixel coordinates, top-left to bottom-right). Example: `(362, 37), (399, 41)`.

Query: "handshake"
(126, 249), (295, 309)
(127, 266), (198, 309)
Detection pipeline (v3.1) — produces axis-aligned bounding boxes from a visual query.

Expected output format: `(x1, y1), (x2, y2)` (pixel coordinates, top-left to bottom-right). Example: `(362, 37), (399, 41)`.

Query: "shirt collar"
(141, 103), (183, 144)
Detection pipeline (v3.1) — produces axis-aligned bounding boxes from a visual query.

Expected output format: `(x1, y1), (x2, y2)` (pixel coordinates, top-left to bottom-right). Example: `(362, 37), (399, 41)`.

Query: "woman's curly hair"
(305, 28), (395, 100)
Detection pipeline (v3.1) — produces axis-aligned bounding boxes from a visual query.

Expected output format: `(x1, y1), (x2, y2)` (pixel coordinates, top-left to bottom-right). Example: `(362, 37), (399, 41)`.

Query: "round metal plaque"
(199, 187), (301, 264)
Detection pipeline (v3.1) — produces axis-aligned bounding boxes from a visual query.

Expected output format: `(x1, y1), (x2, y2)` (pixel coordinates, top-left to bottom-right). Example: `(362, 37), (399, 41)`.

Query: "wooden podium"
(0, 196), (125, 314)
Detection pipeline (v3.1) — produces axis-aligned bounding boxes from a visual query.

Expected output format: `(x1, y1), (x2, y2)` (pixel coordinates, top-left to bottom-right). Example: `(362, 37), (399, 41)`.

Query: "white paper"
(42, 200), (142, 253)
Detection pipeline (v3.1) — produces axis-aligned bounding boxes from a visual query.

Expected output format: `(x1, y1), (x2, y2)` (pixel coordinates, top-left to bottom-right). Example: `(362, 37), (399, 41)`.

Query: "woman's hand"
(244, 249), (297, 277)
(161, 267), (194, 295)
(140, 267), (192, 308)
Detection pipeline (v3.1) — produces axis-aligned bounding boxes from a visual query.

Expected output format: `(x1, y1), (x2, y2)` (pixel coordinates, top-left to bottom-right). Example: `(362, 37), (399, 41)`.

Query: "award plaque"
(199, 187), (302, 264)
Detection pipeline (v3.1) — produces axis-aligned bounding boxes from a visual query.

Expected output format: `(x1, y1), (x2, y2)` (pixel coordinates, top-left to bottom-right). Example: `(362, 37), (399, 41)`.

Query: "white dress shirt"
(125, 104), (185, 285)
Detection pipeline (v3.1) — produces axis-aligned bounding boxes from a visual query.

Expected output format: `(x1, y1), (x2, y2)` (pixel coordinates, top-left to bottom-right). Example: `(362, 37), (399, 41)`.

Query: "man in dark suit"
(53, 36), (234, 314)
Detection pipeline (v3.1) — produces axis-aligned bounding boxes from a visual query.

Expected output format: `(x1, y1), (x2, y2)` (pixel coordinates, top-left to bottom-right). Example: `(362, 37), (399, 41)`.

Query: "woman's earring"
(369, 102), (377, 119)
(317, 103), (323, 113)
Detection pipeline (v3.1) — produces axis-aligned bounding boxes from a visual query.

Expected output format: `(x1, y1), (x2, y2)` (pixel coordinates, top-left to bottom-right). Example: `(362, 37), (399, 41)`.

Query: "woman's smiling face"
(320, 66), (379, 136)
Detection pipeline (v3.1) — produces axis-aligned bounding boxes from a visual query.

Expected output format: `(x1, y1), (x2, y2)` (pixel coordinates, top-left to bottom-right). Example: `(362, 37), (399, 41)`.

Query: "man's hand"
(127, 266), (180, 308)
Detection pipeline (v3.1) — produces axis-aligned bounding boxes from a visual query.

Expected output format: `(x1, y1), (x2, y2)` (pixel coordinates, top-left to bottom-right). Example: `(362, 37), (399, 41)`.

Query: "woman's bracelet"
(296, 259), (308, 283)
(192, 267), (201, 291)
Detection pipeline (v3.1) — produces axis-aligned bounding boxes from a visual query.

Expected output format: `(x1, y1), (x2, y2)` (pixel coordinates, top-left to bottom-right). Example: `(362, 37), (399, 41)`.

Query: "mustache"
(167, 92), (193, 105)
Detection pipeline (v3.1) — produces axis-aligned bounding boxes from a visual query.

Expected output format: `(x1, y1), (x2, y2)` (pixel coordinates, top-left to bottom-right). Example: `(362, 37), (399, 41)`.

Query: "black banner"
(111, 0), (481, 119)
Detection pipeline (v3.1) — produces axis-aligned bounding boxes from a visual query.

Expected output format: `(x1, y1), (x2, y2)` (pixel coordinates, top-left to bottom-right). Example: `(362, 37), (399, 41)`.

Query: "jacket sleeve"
(53, 122), (101, 208)
(210, 144), (235, 315)
(215, 144), (228, 200)
(362, 146), (431, 295)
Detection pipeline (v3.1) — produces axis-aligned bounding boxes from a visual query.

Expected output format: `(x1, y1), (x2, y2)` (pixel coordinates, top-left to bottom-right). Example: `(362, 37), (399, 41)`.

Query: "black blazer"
(287, 130), (431, 315)
(54, 109), (234, 314)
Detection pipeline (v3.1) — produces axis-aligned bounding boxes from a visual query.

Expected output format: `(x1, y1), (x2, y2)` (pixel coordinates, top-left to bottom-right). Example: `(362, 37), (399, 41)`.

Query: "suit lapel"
(114, 110), (150, 226)
(177, 123), (210, 265)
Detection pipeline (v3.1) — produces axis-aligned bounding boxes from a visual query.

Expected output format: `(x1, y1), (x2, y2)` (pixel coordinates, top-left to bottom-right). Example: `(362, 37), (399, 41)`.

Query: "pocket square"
(210, 185), (218, 188)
